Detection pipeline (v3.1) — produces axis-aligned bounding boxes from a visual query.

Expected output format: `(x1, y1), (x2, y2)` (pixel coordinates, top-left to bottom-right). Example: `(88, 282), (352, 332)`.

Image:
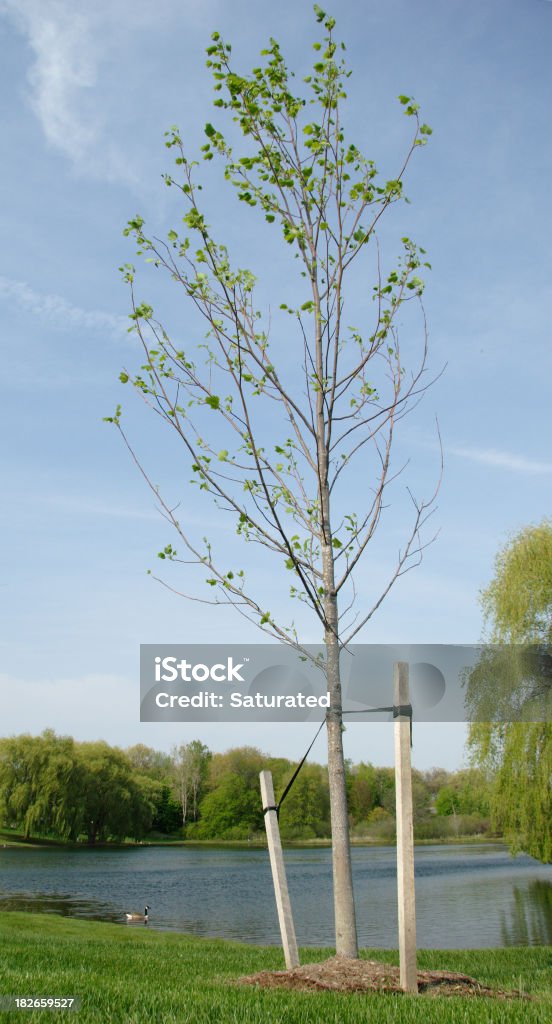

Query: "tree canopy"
(468, 519), (552, 863)
(0, 731), (493, 845)
(108, 4), (438, 956)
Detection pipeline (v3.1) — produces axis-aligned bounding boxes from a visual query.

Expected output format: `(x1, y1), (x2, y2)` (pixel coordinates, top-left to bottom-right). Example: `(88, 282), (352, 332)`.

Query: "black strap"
(275, 717), (326, 815)
(344, 704), (411, 745)
(268, 702), (414, 817)
(342, 705), (394, 715)
(342, 703), (413, 745)
(392, 703), (413, 719)
(392, 703), (413, 746)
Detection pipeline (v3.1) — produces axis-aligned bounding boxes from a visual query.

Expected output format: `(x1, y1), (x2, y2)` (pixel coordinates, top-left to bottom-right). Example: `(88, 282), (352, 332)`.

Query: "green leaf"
(205, 395), (220, 410)
(103, 404), (122, 425)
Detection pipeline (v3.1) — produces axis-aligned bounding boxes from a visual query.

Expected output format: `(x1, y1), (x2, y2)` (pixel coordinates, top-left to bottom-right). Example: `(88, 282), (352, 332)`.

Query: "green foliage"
(190, 745), (266, 840)
(373, 766), (396, 814)
(150, 785), (182, 834)
(0, 731), (84, 840)
(0, 733), (160, 843)
(111, 7), (435, 650)
(125, 743), (173, 780)
(73, 741), (159, 843)
(468, 520), (552, 863)
(191, 772), (263, 839)
(481, 520), (552, 643)
(434, 770), (490, 818)
(363, 806), (396, 841)
(111, 12), (438, 953)
(0, 733), (497, 845)
(277, 762), (330, 839)
(347, 761), (377, 820)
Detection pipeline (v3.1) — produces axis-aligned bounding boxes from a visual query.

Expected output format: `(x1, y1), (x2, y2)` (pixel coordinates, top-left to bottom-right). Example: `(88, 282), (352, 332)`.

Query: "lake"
(1, 843), (551, 948)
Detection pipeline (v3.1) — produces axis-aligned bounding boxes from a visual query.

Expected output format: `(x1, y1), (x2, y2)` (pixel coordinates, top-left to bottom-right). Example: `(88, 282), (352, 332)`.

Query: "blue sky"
(0, 0), (550, 770)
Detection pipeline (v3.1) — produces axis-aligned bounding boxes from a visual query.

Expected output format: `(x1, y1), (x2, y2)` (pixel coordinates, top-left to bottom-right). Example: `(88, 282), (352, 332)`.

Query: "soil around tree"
(238, 956), (533, 999)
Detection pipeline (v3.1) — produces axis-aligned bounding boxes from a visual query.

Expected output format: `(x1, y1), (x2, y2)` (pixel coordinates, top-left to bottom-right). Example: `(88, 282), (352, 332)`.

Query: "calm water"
(0, 843), (551, 948)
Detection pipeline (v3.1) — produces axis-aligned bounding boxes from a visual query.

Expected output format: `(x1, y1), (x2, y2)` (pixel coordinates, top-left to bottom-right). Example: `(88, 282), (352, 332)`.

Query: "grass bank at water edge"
(0, 913), (550, 1023)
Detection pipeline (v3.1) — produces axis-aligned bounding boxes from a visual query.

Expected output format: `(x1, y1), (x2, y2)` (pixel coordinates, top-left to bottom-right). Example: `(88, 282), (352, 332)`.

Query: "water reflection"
(0, 892), (123, 923)
(500, 881), (552, 946)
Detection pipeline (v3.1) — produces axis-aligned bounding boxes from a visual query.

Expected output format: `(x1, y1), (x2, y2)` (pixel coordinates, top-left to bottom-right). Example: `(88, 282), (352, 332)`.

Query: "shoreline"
(0, 832), (504, 851)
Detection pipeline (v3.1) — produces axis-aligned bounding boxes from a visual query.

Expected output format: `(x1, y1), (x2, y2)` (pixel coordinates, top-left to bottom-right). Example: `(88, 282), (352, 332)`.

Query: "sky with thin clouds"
(1, 0), (550, 770)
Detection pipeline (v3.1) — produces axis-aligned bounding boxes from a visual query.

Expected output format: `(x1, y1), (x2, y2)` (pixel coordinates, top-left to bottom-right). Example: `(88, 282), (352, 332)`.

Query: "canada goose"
(125, 905), (150, 923)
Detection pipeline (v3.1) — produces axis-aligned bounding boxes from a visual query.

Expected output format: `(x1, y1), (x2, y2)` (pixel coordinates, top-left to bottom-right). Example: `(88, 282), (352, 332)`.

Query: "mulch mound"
(238, 956), (532, 999)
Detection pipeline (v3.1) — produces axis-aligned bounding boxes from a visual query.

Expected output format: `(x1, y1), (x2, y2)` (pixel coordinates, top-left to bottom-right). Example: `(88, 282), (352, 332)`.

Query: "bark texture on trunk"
(323, 543), (358, 958)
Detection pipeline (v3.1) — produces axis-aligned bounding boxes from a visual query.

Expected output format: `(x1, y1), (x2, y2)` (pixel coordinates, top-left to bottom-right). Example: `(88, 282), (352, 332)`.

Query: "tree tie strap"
(273, 703), (414, 815)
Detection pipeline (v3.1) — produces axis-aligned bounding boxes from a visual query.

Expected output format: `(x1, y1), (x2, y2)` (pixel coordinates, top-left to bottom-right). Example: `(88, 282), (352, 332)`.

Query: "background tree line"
(0, 731), (493, 846)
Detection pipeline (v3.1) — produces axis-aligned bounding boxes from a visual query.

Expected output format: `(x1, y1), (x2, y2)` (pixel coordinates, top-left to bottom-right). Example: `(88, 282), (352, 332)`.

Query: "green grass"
(0, 913), (550, 1023)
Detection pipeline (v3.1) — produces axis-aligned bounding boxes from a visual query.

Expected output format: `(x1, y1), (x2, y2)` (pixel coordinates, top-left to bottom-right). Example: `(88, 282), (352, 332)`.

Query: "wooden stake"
(260, 770), (300, 969)
(394, 662), (418, 993)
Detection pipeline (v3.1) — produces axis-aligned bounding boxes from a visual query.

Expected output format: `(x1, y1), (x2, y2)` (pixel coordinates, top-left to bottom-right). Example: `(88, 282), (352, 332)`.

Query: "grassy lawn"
(0, 913), (550, 1023)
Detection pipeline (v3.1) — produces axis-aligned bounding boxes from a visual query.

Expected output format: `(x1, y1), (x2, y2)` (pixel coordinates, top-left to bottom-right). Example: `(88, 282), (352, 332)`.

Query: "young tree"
(468, 520), (552, 862)
(171, 740), (211, 825)
(110, 7), (438, 955)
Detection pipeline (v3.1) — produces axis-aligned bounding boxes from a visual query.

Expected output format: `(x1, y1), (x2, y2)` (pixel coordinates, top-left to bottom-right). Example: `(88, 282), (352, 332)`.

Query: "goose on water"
(125, 905), (150, 923)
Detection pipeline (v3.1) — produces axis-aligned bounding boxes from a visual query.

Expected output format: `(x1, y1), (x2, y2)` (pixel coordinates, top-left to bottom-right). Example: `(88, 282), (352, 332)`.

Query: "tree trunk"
(180, 777), (188, 826)
(323, 545), (358, 958)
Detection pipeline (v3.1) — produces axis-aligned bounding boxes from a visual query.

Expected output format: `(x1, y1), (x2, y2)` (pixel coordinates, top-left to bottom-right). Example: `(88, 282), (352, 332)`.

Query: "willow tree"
(468, 520), (552, 863)
(110, 6), (437, 956)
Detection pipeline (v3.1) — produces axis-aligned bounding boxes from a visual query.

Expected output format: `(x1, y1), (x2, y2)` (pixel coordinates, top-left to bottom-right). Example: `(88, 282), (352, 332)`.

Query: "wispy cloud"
(0, 1), (144, 181)
(0, 275), (127, 337)
(448, 444), (552, 476)
(2, 1), (104, 166)
(1, 0), (213, 182)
